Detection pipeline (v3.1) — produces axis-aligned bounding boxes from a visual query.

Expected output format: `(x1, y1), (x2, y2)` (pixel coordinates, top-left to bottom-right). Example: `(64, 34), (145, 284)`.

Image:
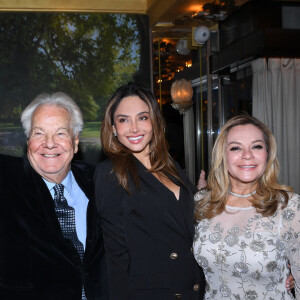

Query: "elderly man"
(0, 93), (108, 300)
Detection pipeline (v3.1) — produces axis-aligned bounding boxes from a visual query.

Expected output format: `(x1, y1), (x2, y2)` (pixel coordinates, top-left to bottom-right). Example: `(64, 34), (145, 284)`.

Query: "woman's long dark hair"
(101, 83), (181, 193)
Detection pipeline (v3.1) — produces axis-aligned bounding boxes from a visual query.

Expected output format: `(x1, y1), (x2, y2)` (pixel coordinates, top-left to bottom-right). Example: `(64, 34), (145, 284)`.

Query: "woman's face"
(113, 95), (153, 160)
(226, 124), (268, 188)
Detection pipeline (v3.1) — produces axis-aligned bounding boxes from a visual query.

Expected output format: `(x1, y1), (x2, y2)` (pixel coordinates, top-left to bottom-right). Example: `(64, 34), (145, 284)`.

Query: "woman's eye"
(139, 115), (148, 121)
(230, 146), (240, 151)
(253, 144), (263, 149)
(118, 118), (127, 123)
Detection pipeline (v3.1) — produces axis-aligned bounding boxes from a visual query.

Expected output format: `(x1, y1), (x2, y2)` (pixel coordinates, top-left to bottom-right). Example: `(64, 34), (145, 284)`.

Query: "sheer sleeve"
(280, 193), (300, 299)
(194, 189), (207, 202)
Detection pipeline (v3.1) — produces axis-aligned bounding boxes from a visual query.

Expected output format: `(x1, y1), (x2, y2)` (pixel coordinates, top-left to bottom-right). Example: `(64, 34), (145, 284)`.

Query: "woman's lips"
(127, 135), (143, 144)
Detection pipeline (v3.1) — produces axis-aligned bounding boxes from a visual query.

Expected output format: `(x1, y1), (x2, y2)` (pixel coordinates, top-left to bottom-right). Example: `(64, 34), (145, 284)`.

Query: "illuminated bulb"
(170, 79), (193, 113)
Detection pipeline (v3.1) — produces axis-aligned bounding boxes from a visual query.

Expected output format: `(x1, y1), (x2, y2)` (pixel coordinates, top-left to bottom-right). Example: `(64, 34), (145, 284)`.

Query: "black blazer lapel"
(71, 161), (100, 266)
(174, 162), (197, 240)
(176, 183), (196, 240)
(71, 161), (94, 202)
(23, 156), (62, 235)
(134, 157), (194, 242)
(24, 157), (91, 262)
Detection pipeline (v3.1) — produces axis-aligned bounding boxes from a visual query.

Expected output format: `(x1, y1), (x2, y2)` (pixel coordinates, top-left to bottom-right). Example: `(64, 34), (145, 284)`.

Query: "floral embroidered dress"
(193, 193), (300, 299)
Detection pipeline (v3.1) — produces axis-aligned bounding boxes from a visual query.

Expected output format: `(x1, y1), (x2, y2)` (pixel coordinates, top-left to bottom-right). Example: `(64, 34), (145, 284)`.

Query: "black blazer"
(0, 154), (108, 300)
(94, 157), (205, 300)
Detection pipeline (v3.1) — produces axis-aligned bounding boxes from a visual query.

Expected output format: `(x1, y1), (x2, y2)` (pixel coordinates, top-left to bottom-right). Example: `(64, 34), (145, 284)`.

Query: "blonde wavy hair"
(195, 115), (293, 221)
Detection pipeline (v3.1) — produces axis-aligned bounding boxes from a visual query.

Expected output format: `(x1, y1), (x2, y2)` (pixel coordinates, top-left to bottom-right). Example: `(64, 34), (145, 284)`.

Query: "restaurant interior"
(0, 0), (299, 192)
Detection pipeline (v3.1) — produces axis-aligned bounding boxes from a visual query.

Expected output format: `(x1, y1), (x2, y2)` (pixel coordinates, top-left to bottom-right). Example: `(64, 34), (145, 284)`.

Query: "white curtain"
(252, 58), (300, 193)
(183, 107), (196, 184)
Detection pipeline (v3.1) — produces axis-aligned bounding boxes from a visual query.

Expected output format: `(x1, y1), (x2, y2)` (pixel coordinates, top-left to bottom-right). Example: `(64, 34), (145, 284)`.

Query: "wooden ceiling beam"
(0, 0), (148, 13)
(147, 0), (179, 27)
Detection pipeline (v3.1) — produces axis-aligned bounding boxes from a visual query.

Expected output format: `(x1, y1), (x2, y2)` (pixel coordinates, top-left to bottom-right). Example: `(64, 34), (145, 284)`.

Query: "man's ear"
(74, 133), (80, 153)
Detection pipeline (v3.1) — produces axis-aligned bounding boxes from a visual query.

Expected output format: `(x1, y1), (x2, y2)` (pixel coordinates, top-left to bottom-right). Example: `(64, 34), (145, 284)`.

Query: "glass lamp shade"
(193, 25), (210, 45)
(170, 79), (193, 114)
(176, 39), (190, 55)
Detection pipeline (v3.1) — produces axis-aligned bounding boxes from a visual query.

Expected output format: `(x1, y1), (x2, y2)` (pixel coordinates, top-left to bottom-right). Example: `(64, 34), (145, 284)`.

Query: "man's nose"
(44, 135), (57, 149)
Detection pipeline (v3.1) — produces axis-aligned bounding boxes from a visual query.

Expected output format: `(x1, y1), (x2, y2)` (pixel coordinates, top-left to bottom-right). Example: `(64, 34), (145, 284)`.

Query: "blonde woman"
(194, 115), (299, 299)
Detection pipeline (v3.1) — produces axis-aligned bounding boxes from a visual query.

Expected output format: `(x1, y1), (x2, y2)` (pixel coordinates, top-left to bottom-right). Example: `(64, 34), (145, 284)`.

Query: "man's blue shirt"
(43, 171), (89, 248)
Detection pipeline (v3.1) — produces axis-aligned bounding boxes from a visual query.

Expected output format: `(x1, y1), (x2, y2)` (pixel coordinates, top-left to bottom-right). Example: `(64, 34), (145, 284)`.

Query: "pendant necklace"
(229, 190), (256, 198)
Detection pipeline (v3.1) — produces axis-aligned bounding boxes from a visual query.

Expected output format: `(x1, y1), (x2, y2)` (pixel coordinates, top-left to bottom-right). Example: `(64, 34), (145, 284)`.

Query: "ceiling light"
(154, 22), (174, 27)
(176, 39), (190, 56)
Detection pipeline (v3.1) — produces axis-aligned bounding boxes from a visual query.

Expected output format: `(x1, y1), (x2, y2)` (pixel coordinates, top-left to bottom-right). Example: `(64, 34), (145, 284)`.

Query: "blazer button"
(174, 293), (182, 298)
(170, 252), (178, 259)
(193, 283), (200, 291)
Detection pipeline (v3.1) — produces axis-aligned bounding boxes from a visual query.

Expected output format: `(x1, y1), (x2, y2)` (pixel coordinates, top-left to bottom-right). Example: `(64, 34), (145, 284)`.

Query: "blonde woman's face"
(226, 124), (268, 188)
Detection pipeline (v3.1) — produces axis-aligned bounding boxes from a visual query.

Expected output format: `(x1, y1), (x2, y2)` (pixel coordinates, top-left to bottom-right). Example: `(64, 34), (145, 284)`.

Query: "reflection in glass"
(0, 13), (142, 162)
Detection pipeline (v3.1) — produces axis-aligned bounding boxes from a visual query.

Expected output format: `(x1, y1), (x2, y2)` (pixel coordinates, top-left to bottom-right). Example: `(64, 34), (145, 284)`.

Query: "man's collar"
(43, 171), (74, 194)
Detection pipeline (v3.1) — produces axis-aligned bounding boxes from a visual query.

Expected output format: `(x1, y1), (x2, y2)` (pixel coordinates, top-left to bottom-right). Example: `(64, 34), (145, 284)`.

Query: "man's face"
(27, 104), (79, 183)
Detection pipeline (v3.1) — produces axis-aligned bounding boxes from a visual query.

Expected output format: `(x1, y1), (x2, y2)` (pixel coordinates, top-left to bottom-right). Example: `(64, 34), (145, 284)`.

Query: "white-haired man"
(0, 93), (108, 300)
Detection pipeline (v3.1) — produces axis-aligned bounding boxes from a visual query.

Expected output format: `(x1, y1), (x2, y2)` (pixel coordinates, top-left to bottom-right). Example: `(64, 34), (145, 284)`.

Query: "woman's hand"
(286, 272), (295, 291)
(197, 170), (207, 190)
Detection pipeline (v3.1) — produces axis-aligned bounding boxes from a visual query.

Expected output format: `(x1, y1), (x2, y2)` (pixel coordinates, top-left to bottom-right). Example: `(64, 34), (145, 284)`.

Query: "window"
(0, 12), (147, 164)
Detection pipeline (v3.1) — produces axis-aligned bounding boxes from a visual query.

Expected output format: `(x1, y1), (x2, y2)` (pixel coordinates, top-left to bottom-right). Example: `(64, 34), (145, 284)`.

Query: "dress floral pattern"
(193, 193), (300, 299)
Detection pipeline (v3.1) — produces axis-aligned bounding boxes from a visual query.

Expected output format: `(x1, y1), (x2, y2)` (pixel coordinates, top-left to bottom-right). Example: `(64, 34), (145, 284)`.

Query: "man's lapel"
(71, 161), (97, 265)
(23, 156), (62, 234)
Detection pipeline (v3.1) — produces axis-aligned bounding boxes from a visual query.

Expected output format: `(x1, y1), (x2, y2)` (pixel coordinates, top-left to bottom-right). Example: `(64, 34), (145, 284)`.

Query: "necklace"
(229, 190), (256, 198)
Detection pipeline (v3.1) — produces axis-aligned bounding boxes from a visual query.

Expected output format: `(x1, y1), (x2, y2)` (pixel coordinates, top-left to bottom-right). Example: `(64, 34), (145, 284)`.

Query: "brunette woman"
(94, 83), (205, 300)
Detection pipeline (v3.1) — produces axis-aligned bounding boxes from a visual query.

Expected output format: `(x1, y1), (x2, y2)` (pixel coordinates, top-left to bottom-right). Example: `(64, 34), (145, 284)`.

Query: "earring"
(112, 125), (117, 137)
